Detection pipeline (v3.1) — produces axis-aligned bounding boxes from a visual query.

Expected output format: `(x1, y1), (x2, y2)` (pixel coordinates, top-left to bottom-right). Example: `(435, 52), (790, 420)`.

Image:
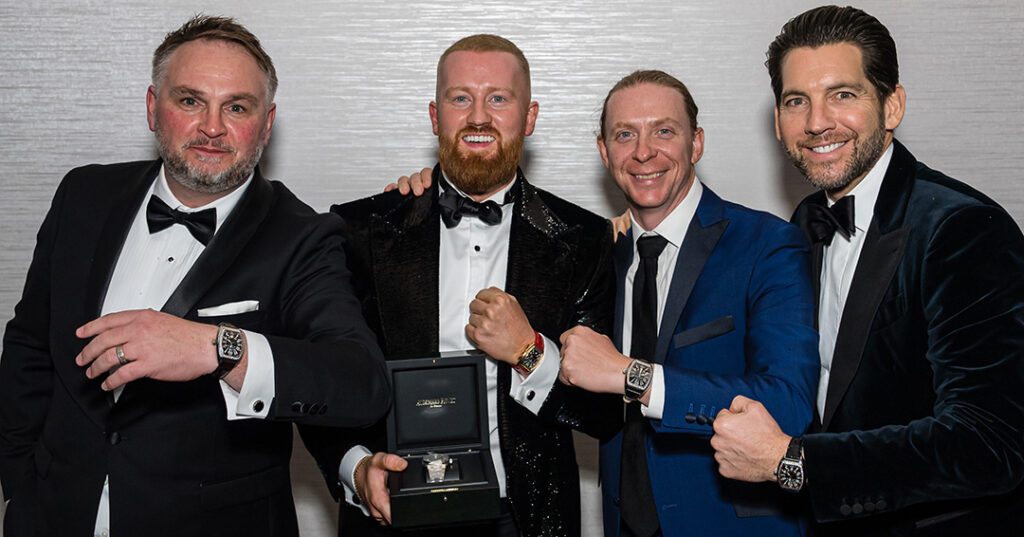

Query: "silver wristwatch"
(623, 359), (654, 403)
(212, 323), (245, 378)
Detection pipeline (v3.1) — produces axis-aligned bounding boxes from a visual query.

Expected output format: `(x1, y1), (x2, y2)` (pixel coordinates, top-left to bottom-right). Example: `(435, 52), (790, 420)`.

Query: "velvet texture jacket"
(795, 140), (1024, 536)
(304, 166), (619, 537)
(0, 160), (390, 537)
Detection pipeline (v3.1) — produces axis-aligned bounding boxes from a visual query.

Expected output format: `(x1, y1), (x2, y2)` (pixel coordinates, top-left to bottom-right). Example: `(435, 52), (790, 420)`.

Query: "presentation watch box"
(386, 351), (500, 529)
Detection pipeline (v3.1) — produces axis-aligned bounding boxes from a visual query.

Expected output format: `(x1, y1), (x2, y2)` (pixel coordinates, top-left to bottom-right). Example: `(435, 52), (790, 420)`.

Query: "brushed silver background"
(1, 1), (1022, 535)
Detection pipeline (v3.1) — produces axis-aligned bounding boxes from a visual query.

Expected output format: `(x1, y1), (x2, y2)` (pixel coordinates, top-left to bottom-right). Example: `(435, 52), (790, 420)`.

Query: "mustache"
(182, 138), (236, 153)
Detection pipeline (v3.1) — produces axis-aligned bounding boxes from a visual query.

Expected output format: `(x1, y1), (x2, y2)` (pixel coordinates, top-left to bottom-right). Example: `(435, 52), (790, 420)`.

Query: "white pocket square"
(197, 300), (259, 317)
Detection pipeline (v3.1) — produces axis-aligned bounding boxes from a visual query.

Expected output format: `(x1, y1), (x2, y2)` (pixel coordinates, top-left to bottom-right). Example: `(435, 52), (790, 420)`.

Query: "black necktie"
(146, 195), (216, 246)
(802, 195), (855, 246)
(438, 181), (503, 228)
(620, 234), (668, 537)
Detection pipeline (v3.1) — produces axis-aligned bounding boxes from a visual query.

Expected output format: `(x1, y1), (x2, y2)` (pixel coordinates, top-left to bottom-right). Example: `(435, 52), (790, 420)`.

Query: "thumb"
(384, 453), (408, 472)
(729, 394), (754, 413)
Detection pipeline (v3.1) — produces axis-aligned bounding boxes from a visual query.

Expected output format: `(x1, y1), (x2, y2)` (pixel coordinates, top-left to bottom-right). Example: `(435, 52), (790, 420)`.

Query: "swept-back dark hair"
(766, 5), (898, 104)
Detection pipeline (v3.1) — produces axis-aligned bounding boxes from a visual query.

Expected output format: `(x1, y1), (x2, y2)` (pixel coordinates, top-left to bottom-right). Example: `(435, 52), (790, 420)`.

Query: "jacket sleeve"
(0, 177), (66, 507)
(802, 204), (1024, 522)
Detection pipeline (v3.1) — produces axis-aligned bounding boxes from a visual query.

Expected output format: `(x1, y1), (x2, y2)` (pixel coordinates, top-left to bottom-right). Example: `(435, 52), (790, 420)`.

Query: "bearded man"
(305, 34), (619, 537)
(0, 15), (390, 537)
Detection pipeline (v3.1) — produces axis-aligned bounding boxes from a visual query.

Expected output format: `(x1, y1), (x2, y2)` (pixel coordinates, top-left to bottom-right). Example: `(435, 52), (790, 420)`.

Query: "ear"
(523, 101), (539, 136)
(263, 103), (276, 145)
(146, 86), (158, 132)
(774, 106), (782, 141)
(597, 136), (610, 169)
(690, 126), (705, 165)
(884, 84), (906, 132)
(429, 101), (439, 136)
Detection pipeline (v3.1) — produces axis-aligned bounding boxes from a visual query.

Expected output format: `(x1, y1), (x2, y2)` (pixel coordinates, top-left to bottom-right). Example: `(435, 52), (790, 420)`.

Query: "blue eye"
(492, 96), (505, 103)
(784, 97), (805, 107)
(181, 97), (197, 106)
(616, 131), (633, 141)
(453, 96), (468, 103)
(228, 104), (246, 113)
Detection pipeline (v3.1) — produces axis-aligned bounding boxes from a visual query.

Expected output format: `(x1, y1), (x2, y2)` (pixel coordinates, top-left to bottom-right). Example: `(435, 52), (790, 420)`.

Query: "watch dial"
(778, 462), (803, 489)
(222, 330), (244, 358)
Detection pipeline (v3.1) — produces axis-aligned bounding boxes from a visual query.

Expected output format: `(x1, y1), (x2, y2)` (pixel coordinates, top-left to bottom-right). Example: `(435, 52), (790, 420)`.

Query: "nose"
(199, 108), (226, 138)
(633, 135), (656, 163)
(805, 100), (835, 136)
(467, 99), (491, 128)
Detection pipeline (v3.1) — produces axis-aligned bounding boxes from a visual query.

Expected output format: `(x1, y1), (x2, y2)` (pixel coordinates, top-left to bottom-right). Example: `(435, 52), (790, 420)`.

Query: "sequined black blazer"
(306, 165), (619, 537)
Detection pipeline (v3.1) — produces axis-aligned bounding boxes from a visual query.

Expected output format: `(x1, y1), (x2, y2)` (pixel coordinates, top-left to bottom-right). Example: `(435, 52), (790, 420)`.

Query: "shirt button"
(252, 399), (264, 413)
(474, 245), (481, 252)
(108, 431), (121, 445)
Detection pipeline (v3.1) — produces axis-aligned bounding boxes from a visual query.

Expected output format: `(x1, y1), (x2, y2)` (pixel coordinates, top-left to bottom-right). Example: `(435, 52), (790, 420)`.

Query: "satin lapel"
(654, 193), (728, 364)
(370, 183), (440, 356)
(79, 161), (160, 422)
(612, 230), (633, 350)
(820, 142), (916, 430)
(810, 242), (824, 322)
(160, 171), (274, 318)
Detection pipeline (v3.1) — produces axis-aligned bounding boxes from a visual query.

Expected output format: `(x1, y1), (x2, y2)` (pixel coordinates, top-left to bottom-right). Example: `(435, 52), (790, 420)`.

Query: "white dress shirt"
(623, 179), (703, 419)
(815, 144), (893, 418)
(340, 176), (562, 511)
(93, 166), (276, 537)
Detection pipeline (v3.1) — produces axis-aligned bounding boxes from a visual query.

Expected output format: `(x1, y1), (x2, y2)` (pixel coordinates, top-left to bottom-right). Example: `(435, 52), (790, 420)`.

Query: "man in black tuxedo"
(0, 16), (390, 537)
(710, 6), (1024, 535)
(306, 34), (618, 537)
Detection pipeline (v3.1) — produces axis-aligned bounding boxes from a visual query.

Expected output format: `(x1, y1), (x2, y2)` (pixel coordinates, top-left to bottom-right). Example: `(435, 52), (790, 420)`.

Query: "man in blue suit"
(557, 70), (819, 537)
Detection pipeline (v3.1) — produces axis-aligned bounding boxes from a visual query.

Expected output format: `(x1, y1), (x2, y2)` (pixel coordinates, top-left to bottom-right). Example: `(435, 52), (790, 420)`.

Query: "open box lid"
(386, 351), (489, 456)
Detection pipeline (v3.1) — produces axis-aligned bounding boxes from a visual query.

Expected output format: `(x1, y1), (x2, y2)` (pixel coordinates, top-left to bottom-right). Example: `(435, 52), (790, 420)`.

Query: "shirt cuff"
(510, 333), (560, 415)
(219, 330), (274, 420)
(340, 445), (373, 515)
(640, 364), (665, 420)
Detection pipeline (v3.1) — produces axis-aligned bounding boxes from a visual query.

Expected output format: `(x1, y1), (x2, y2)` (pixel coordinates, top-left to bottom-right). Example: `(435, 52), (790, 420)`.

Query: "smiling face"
(430, 50), (538, 199)
(599, 82), (704, 230)
(775, 43), (904, 199)
(146, 39), (276, 207)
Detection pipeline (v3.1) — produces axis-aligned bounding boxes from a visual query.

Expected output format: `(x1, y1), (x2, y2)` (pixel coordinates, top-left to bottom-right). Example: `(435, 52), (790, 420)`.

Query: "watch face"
(627, 362), (652, 386)
(777, 460), (804, 491)
(518, 346), (542, 372)
(220, 329), (244, 359)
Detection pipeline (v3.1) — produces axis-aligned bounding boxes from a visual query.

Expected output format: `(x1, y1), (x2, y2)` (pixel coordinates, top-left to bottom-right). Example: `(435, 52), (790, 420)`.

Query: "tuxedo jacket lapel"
(78, 161), (160, 419)
(161, 170), (274, 318)
(369, 181), (440, 356)
(819, 142), (916, 430)
(654, 190), (728, 363)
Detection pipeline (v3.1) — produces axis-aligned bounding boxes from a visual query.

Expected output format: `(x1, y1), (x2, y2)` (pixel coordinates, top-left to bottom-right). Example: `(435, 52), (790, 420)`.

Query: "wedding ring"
(115, 345), (127, 365)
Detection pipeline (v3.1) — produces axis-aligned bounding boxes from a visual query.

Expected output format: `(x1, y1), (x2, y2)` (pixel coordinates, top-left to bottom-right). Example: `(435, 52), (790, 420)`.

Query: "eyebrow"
(782, 81), (870, 99)
(169, 86), (260, 105)
(609, 117), (684, 130)
(444, 86), (517, 98)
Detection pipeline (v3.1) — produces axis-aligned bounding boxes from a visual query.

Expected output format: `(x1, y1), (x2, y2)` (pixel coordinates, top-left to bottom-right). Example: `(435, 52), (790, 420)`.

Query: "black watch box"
(386, 351), (500, 529)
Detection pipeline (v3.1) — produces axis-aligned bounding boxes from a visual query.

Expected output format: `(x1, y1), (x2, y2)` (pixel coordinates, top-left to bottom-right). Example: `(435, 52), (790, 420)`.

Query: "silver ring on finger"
(115, 345), (127, 365)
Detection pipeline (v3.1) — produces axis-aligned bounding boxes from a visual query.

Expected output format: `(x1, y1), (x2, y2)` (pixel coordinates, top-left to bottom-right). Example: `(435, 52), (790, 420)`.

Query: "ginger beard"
(784, 107), (887, 193)
(438, 126), (524, 196)
(154, 116), (265, 195)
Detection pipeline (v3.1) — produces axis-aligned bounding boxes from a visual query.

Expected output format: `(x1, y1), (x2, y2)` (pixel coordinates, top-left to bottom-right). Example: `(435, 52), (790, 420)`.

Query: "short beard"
(786, 111), (887, 194)
(155, 119), (264, 196)
(438, 126), (523, 196)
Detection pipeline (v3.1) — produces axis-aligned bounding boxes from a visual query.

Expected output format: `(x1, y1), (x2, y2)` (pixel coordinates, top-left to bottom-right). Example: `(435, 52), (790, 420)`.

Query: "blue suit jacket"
(600, 186), (819, 537)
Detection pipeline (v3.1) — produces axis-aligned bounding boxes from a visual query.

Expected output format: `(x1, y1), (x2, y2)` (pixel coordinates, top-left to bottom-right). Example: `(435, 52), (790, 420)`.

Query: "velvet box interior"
(386, 351), (500, 529)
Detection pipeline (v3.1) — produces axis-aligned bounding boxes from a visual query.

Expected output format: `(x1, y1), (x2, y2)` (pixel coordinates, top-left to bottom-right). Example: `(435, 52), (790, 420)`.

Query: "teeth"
(463, 135), (495, 143)
(633, 172), (664, 180)
(811, 142), (845, 153)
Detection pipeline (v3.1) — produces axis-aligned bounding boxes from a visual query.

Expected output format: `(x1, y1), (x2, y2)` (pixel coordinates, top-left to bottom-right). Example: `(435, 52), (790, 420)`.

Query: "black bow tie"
(146, 195), (216, 246)
(438, 181), (504, 228)
(803, 195), (855, 246)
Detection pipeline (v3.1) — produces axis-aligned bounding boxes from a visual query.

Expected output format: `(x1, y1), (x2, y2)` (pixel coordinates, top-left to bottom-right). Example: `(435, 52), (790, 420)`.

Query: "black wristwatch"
(623, 359), (654, 403)
(212, 323), (245, 378)
(775, 436), (804, 492)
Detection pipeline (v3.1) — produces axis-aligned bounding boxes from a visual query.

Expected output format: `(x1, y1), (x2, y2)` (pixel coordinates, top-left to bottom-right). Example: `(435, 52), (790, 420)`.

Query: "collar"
(630, 177), (704, 249)
(154, 165), (254, 233)
(827, 143), (893, 234)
